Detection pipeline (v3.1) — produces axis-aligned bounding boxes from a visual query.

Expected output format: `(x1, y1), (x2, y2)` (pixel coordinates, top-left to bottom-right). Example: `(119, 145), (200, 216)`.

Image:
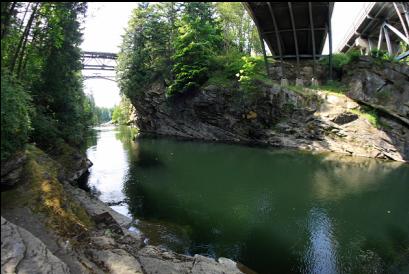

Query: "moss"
(350, 107), (380, 128)
(310, 80), (348, 95)
(51, 141), (81, 172)
(3, 146), (94, 238)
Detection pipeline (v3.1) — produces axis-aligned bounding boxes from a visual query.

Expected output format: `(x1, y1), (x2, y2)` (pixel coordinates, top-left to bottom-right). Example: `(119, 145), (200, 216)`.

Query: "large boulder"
(342, 57), (409, 120)
(1, 151), (26, 189)
(1, 216), (70, 274)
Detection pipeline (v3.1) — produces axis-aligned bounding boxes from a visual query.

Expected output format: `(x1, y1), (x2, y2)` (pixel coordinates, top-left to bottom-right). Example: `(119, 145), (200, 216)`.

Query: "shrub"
(370, 48), (398, 64)
(237, 56), (269, 92)
(1, 73), (32, 162)
(319, 50), (361, 70)
(210, 50), (246, 79)
(346, 49), (361, 62)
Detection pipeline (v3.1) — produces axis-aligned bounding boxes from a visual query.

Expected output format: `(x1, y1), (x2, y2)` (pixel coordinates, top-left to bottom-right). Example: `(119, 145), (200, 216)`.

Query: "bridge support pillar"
(311, 78), (319, 87)
(280, 78), (289, 87)
(295, 78), (304, 87)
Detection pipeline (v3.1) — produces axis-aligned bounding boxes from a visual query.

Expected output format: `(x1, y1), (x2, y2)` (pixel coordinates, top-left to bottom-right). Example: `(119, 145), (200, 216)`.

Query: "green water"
(86, 126), (409, 274)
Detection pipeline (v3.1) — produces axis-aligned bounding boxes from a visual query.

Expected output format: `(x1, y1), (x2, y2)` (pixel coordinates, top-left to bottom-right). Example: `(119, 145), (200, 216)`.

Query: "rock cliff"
(129, 58), (409, 162)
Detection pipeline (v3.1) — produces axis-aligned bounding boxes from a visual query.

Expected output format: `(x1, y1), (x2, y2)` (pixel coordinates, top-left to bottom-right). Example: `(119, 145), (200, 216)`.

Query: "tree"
(167, 2), (222, 95)
(117, 3), (172, 100)
(1, 2), (91, 161)
(112, 96), (134, 125)
(215, 2), (261, 55)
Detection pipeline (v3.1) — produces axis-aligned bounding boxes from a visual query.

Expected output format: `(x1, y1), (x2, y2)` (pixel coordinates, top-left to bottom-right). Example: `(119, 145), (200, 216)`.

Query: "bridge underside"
(244, 2), (334, 60)
(339, 2), (409, 56)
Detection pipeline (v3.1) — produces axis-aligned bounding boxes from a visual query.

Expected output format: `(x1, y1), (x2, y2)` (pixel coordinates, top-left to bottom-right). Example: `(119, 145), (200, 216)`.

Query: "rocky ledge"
(130, 58), (408, 162)
(1, 147), (253, 274)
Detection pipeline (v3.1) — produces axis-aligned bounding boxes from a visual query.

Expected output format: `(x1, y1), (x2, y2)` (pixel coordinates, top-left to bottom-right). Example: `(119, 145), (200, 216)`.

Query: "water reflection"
(86, 126), (131, 217)
(84, 126), (409, 274)
(313, 154), (404, 201)
(305, 207), (338, 274)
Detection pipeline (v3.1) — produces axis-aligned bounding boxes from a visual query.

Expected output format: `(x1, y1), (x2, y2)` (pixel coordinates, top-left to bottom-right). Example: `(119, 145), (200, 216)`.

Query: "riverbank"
(1, 145), (253, 274)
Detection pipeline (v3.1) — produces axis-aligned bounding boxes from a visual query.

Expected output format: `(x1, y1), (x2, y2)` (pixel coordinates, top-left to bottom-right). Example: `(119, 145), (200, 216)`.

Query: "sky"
(80, 2), (366, 108)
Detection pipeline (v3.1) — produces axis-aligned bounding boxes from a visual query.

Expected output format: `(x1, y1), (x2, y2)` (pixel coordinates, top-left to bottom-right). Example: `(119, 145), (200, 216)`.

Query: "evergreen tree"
(117, 3), (171, 100)
(167, 2), (222, 95)
(1, 2), (91, 161)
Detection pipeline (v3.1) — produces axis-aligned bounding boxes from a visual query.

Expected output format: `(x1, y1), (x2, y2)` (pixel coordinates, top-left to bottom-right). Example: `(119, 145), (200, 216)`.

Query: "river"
(84, 125), (409, 274)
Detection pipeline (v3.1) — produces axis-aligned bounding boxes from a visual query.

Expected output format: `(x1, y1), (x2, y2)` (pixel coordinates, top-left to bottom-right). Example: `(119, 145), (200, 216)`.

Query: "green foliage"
(118, 2), (269, 99)
(30, 107), (62, 148)
(1, 72), (32, 162)
(167, 3), (223, 96)
(1, 3), (91, 154)
(112, 96), (134, 125)
(346, 49), (362, 62)
(83, 95), (112, 125)
(351, 107), (380, 128)
(95, 107), (113, 124)
(215, 2), (261, 55)
(211, 50), (246, 79)
(236, 56), (270, 92)
(320, 53), (349, 70)
(117, 3), (172, 100)
(319, 50), (361, 70)
(311, 80), (348, 94)
(370, 49), (398, 65)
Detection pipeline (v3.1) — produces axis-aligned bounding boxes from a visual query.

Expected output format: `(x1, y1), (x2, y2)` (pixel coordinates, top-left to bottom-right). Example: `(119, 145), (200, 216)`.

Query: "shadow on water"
(84, 127), (409, 274)
(133, 149), (165, 169)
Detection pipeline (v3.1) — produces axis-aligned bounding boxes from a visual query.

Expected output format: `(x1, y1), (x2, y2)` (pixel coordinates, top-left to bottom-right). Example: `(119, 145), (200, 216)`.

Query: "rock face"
(137, 245), (246, 274)
(1, 216), (70, 274)
(130, 59), (409, 162)
(132, 80), (279, 143)
(1, 151), (27, 189)
(342, 56), (409, 123)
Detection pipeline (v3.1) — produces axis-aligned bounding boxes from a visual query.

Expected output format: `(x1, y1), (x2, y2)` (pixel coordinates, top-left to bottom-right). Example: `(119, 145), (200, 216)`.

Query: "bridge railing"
(337, 2), (376, 52)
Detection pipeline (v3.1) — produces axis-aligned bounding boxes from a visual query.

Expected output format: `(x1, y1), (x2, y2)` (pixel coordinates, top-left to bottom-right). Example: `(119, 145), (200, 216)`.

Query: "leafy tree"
(112, 96), (134, 125)
(215, 2), (261, 55)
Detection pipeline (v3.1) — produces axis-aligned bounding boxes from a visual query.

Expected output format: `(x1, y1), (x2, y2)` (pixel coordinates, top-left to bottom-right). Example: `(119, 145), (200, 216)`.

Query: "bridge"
(338, 2), (409, 59)
(243, 2), (409, 82)
(82, 3), (408, 84)
(81, 51), (118, 81)
(243, 2), (335, 81)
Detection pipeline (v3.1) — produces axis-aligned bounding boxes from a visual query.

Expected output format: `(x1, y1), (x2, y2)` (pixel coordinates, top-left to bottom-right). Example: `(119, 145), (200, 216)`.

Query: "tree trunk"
(17, 4), (41, 78)
(1, 2), (17, 39)
(9, 2), (38, 75)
